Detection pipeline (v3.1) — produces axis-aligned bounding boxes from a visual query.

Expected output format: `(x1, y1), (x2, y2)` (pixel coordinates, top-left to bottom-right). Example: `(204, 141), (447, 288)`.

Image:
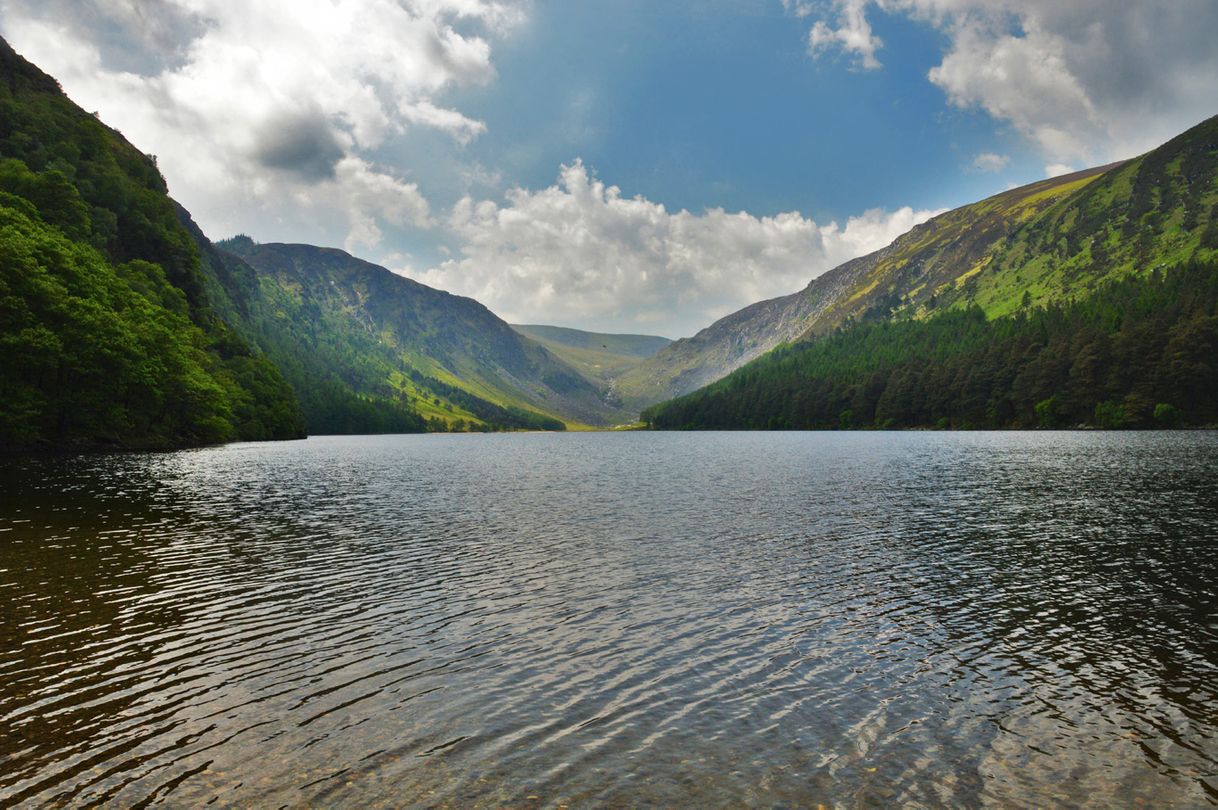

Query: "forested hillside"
(0, 37), (303, 449)
(617, 165), (1118, 409)
(644, 114), (1218, 430)
(0, 37), (625, 445)
(644, 259), (1218, 430)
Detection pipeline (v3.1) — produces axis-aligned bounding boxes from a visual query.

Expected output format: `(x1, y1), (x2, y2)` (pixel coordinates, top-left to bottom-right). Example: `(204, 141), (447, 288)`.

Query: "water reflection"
(1, 432), (1216, 806)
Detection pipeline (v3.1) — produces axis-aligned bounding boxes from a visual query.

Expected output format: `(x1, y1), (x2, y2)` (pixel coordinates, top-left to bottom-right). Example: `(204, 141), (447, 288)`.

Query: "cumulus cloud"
(409, 161), (939, 337)
(793, 1), (1218, 165)
(334, 157), (432, 253)
(971, 152), (1010, 173)
(796, 0), (883, 69)
(0, 0), (524, 247)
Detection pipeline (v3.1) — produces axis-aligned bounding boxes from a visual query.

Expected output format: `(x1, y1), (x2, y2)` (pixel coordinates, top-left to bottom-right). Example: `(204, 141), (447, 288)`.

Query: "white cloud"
(409, 161), (939, 337)
(781, 0), (817, 17)
(1044, 163), (1074, 178)
(927, 17), (1099, 161)
(793, 1), (1218, 165)
(333, 157), (432, 252)
(971, 152), (1010, 173)
(801, 0), (883, 70)
(0, 0), (524, 246)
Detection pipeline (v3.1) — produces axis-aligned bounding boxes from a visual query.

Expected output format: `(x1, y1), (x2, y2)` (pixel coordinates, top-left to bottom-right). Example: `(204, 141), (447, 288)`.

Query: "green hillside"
(221, 240), (633, 431)
(512, 324), (670, 358)
(0, 37), (633, 444)
(617, 164), (1117, 409)
(511, 324), (671, 389)
(645, 114), (1218, 430)
(959, 120), (1218, 318)
(0, 37), (303, 450)
(644, 259), (1218, 430)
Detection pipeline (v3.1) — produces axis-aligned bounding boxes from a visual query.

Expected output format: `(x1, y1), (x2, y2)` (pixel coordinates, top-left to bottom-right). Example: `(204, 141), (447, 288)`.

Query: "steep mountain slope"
(511, 324), (671, 388)
(955, 117), (1218, 318)
(0, 37), (304, 449)
(644, 257), (1218, 430)
(645, 114), (1218, 430)
(617, 164), (1120, 409)
(221, 239), (633, 429)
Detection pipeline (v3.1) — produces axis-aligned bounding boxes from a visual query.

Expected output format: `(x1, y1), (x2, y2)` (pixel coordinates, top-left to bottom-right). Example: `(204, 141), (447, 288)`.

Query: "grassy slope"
(511, 324), (672, 388)
(222, 240), (634, 429)
(962, 116), (1218, 318)
(798, 166), (1121, 333)
(820, 115), (1218, 328)
(512, 324), (672, 357)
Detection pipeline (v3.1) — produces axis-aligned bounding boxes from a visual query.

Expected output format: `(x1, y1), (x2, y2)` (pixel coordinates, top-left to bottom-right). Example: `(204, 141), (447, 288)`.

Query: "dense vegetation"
(0, 37), (304, 449)
(643, 259), (1218, 430)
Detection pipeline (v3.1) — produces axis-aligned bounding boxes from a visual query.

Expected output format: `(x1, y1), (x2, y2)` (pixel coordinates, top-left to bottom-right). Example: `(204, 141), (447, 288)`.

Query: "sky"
(2, 1), (1216, 337)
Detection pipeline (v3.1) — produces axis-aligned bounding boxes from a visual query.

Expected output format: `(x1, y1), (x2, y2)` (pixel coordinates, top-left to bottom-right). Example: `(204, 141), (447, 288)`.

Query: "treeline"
(0, 40), (304, 449)
(643, 259), (1218, 430)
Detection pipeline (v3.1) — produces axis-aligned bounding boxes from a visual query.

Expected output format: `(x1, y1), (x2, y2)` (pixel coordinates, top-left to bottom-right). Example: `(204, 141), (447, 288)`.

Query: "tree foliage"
(0, 37), (304, 449)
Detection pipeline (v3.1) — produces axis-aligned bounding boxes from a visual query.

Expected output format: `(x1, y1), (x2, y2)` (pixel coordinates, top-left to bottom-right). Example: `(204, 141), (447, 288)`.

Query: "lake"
(1, 431), (1216, 807)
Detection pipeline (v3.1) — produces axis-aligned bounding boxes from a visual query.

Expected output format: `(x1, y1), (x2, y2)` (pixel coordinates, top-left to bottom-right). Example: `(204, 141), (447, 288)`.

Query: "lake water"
(1, 431), (1216, 807)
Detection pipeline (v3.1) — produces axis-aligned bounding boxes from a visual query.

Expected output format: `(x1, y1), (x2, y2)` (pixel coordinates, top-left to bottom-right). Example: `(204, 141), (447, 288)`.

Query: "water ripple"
(1, 431), (1217, 806)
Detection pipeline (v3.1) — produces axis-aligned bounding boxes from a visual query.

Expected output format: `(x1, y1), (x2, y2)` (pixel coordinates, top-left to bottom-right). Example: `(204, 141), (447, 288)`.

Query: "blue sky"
(3, 0), (1216, 336)
(450, 1), (1008, 218)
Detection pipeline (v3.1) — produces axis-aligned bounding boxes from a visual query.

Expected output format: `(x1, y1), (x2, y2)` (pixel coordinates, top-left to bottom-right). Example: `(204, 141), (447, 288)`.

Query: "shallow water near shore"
(1, 431), (1217, 807)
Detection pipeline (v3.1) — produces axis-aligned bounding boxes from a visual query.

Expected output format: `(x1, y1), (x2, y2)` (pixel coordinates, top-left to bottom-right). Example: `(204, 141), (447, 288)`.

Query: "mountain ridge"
(615, 163), (1122, 410)
(643, 113), (1218, 430)
(220, 238), (635, 430)
(0, 35), (305, 449)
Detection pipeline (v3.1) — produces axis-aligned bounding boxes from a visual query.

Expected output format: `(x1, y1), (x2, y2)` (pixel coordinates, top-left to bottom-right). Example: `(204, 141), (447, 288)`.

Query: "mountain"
(617, 164), (1122, 409)
(219, 240), (634, 431)
(511, 324), (671, 391)
(0, 37), (304, 450)
(0, 36), (630, 445)
(512, 324), (671, 359)
(644, 114), (1218, 430)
